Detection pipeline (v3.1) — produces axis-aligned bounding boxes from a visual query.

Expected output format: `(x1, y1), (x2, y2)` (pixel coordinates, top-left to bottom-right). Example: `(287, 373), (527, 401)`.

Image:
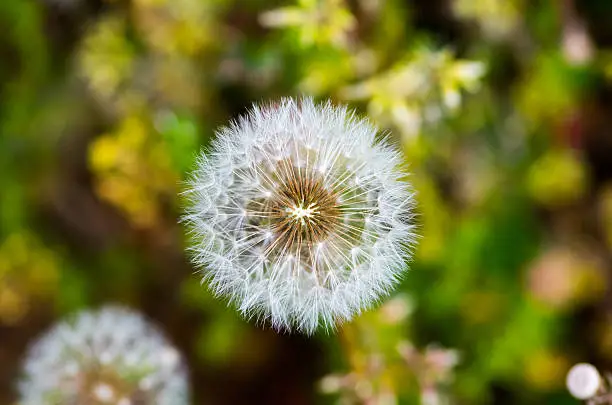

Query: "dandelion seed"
(183, 97), (417, 334)
(18, 306), (189, 405)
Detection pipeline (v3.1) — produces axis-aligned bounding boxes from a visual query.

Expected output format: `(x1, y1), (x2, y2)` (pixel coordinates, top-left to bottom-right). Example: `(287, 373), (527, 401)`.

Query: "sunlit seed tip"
(139, 376), (154, 391)
(160, 348), (180, 368)
(92, 383), (115, 402)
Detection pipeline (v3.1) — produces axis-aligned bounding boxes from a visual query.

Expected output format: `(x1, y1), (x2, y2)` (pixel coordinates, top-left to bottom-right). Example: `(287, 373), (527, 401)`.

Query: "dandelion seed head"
(183, 97), (417, 334)
(18, 306), (189, 405)
(566, 363), (601, 400)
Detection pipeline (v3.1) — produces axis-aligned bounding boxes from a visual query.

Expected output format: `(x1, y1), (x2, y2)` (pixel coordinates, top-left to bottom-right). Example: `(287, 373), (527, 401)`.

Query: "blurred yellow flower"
(132, 0), (215, 56)
(524, 351), (569, 390)
(260, 0), (356, 48)
(342, 48), (485, 139)
(89, 115), (178, 228)
(453, 0), (521, 40)
(527, 148), (588, 207)
(0, 232), (60, 325)
(79, 15), (134, 104)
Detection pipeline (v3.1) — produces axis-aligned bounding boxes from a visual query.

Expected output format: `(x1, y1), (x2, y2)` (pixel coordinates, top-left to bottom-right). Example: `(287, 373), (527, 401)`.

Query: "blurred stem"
(339, 320), (361, 370)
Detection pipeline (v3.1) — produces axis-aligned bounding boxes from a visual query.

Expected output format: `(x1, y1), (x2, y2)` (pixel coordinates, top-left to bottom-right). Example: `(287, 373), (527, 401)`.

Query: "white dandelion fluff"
(183, 97), (417, 334)
(566, 363), (602, 400)
(19, 306), (189, 405)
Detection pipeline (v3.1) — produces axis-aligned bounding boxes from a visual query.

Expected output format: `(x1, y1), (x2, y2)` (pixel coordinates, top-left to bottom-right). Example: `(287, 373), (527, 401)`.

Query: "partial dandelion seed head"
(566, 363), (601, 400)
(18, 306), (189, 405)
(183, 97), (417, 334)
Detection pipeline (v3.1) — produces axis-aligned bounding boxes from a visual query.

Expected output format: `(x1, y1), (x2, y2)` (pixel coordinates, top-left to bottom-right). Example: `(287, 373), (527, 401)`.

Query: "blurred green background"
(2, 0), (612, 403)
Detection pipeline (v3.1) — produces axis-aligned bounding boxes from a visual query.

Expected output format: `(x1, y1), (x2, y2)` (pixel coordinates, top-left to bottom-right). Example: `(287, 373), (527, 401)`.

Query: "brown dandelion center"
(266, 167), (341, 249)
(76, 366), (148, 404)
